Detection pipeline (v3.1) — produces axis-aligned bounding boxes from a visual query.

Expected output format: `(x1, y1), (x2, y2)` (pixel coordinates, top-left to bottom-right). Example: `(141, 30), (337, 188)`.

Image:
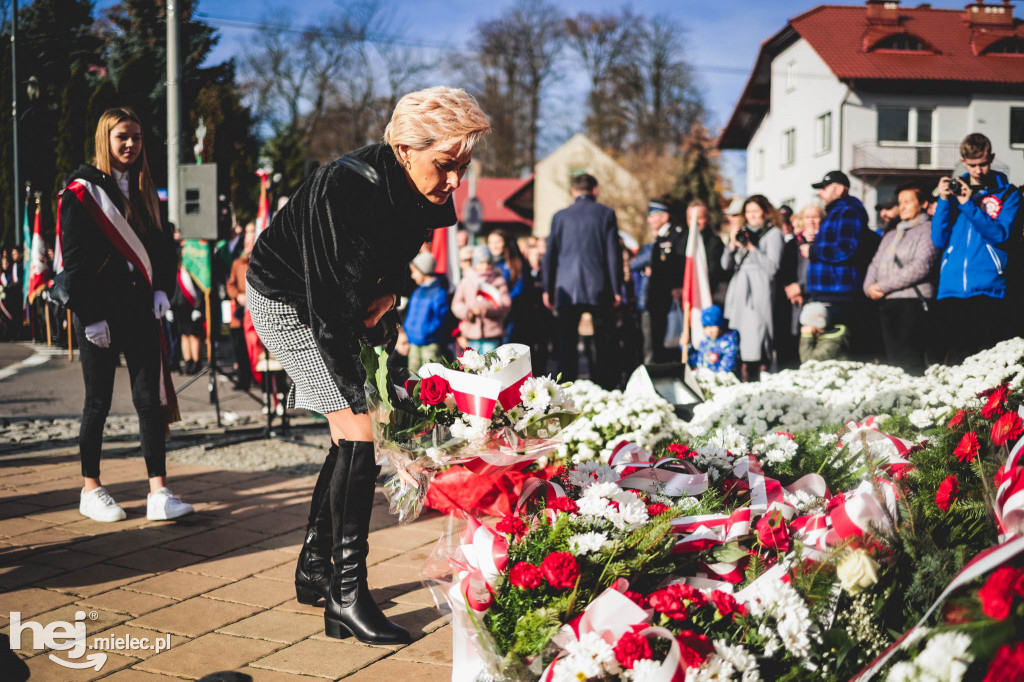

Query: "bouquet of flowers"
(361, 343), (578, 522)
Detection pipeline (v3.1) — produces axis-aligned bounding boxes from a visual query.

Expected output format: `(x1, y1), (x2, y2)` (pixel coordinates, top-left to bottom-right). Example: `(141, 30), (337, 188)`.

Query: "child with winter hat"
(451, 246), (511, 354)
(403, 252), (450, 373)
(798, 301), (850, 363)
(689, 305), (739, 374)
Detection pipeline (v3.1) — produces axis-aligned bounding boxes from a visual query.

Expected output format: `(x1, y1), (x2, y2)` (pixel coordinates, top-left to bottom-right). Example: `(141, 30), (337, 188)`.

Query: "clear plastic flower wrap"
(361, 343), (579, 523)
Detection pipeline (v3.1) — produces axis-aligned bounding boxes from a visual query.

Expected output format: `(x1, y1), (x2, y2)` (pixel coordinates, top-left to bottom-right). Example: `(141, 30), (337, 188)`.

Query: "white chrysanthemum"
(568, 532), (608, 554)
(713, 640), (759, 678)
(458, 348), (485, 372)
(626, 659), (662, 682)
(688, 655), (737, 682)
(583, 481), (623, 499)
(914, 632), (973, 681)
(554, 631), (618, 681)
(606, 498), (649, 530)
(496, 344), (520, 365)
(897, 627), (929, 652)
(819, 433), (838, 446)
(577, 494), (611, 519)
(884, 661), (916, 682)
(521, 377), (554, 411)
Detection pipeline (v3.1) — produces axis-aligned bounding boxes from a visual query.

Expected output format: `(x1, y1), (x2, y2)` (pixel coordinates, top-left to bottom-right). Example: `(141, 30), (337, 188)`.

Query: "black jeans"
(74, 312), (167, 479)
(555, 304), (617, 389)
(879, 298), (929, 375)
(937, 296), (1007, 366)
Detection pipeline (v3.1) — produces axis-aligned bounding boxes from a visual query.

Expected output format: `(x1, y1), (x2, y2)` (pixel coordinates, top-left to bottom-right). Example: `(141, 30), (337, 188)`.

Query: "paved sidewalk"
(0, 450), (455, 681)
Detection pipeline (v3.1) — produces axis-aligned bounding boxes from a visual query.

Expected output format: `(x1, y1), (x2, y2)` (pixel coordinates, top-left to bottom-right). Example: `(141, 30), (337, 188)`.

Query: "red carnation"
(948, 410), (966, 430)
(953, 432), (981, 463)
(676, 630), (713, 669)
(936, 475), (958, 512)
(623, 589), (646, 606)
(418, 374), (451, 406)
(991, 411), (1024, 448)
(775, 431), (795, 440)
(547, 497), (579, 514)
(613, 631), (653, 670)
(667, 443), (694, 459)
(826, 492), (847, 516)
(709, 590), (748, 620)
(982, 385), (1009, 420)
(978, 566), (1024, 620)
(620, 465), (643, 477)
(647, 502), (671, 516)
(983, 642), (1024, 682)
(508, 561), (544, 590)
(540, 552), (580, 589)
(647, 584), (705, 620)
(496, 515), (527, 538)
(756, 509), (791, 552)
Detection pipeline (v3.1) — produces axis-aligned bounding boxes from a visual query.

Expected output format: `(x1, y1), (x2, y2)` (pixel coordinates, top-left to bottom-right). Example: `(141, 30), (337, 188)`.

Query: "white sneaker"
(146, 487), (195, 521)
(80, 486), (127, 522)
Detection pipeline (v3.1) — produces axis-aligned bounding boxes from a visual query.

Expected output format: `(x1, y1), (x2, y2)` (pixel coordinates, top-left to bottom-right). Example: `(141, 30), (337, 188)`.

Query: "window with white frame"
(1012, 108), (1024, 148)
(756, 148), (765, 180)
(786, 60), (797, 92)
(815, 112), (832, 154)
(782, 129), (795, 166)
(877, 106), (933, 144)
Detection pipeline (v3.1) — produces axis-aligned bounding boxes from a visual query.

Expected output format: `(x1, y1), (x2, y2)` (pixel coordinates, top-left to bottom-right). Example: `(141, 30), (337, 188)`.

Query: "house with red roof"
(452, 176), (534, 237)
(719, 0), (1024, 224)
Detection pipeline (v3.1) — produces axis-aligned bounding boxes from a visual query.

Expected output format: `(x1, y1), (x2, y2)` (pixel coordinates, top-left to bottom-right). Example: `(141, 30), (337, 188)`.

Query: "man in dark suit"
(542, 174), (623, 389)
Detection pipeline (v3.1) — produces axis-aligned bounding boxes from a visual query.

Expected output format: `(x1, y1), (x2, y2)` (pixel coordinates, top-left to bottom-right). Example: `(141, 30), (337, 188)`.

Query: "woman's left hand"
(363, 293), (395, 328)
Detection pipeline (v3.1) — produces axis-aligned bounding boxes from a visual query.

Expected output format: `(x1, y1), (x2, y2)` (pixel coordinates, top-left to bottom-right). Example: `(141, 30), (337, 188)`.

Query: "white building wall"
(744, 36), (1024, 225)
(746, 38), (846, 212)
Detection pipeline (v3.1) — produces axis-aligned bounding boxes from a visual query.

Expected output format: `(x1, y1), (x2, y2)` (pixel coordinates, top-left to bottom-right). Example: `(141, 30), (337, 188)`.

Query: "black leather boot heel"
(295, 442), (340, 606)
(323, 440), (411, 645)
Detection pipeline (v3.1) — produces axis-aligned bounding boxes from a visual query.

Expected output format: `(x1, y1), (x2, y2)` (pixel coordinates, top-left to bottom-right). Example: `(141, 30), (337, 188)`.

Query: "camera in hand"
(736, 227), (758, 247)
(945, 178), (965, 198)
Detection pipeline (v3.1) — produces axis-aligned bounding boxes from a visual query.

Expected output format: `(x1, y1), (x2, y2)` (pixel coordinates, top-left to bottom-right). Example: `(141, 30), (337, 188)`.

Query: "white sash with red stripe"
(177, 266), (199, 308)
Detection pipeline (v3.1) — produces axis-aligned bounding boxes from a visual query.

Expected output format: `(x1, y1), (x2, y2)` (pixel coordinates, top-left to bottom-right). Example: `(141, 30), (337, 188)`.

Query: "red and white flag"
(476, 280), (502, 308)
(681, 220), (713, 348)
(27, 201), (50, 302)
(255, 170), (271, 237)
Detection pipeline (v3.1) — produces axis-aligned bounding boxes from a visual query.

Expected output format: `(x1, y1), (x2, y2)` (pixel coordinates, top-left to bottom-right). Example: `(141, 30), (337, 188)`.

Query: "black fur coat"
(247, 143), (456, 413)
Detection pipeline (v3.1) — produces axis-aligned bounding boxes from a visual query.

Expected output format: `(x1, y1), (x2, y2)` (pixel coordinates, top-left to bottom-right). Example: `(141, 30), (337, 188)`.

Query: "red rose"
(508, 561), (544, 590)
(983, 642), (1024, 682)
(613, 631), (653, 670)
(547, 497), (579, 514)
(978, 566), (1024, 620)
(991, 411), (1024, 448)
(953, 432), (980, 463)
(418, 375), (451, 406)
(982, 385), (1009, 420)
(676, 630), (713, 668)
(647, 503), (671, 516)
(936, 475), (958, 512)
(540, 552), (580, 589)
(496, 515), (527, 538)
(709, 590), (748, 620)
(756, 509), (791, 552)
(948, 410), (966, 430)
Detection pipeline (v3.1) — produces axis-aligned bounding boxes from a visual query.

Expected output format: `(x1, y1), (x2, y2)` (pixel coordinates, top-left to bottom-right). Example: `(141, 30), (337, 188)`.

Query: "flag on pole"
(680, 220), (714, 351)
(430, 224), (452, 276)
(27, 199), (50, 302)
(255, 170), (271, 237)
(21, 197), (31, 310)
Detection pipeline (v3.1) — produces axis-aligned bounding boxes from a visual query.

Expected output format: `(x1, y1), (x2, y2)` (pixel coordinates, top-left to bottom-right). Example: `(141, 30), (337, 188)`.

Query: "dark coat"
(543, 195), (623, 308)
(246, 143), (456, 412)
(60, 164), (176, 327)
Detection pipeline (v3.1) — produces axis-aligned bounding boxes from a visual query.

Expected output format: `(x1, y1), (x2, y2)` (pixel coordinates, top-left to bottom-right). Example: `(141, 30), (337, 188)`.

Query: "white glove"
(153, 290), (170, 319)
(84, 320), (111, 348)
(165, 309), (175, 323)
(191, 309), (202, 321)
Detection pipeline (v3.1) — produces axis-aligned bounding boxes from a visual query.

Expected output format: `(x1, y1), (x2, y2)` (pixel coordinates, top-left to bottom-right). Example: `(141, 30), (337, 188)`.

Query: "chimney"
(866, 0), (901, 24)
(964, 0), (1015, 28)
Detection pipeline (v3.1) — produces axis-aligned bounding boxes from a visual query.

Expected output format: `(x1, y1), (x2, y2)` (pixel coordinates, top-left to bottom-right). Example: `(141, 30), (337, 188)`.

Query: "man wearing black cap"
(803, 170), (873, 345)
(645, 198), (688, 363)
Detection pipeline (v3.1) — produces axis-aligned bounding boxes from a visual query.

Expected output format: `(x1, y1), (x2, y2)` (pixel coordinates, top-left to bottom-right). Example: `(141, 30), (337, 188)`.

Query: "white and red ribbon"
(65, 179), (153, 288)
(418, 344), (532, 420)
(177, 266), (199, 308)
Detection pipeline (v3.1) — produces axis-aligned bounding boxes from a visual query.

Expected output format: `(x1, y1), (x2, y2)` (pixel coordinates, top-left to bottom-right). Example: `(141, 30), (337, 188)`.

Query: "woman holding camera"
(721, 194), (785, 382)
(61, 107), (194, 523)
(246, 87), (490, 644)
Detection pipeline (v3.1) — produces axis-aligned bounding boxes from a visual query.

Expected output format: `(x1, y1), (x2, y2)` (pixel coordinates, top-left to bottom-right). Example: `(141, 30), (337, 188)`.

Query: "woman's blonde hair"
(384, 86), (491, 160)
(94, 107), (162, 234)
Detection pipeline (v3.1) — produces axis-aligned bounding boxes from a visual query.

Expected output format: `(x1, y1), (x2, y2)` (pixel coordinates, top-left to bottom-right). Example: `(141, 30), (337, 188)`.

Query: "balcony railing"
(851, 141), (960, 174)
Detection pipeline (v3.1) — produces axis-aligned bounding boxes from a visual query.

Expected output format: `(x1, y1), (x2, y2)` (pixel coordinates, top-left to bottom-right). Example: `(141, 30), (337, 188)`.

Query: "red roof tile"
(792, 5), (1024, 84)
(452, 178), (533, 227)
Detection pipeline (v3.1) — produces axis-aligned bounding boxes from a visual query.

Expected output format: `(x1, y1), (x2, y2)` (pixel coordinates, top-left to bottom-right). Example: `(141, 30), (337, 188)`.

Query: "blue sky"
(95, 0), (974, 193)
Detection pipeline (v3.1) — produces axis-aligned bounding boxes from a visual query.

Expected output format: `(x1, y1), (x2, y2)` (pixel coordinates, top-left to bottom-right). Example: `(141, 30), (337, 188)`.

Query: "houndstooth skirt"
(246, 284), (350, 414)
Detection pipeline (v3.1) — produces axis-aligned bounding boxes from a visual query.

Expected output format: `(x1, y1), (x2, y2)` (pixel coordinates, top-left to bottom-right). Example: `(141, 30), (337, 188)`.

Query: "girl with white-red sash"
(60, 107), (194, 523)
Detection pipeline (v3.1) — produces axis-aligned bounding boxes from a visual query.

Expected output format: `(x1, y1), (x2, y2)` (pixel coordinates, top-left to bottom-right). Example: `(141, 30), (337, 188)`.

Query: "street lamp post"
(10, 0), (19, 247)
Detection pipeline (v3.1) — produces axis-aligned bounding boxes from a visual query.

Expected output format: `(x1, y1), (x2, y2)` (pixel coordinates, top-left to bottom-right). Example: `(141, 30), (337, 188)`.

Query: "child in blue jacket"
(932, 133), (1020, 363)
(404, 253), (450, 373)
(689, 305), (738, 374)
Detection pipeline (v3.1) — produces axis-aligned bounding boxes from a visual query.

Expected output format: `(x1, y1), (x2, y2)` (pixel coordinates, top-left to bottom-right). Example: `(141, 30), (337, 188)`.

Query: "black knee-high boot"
(323, 440), (410, 644)
(295, 441), (339, 605)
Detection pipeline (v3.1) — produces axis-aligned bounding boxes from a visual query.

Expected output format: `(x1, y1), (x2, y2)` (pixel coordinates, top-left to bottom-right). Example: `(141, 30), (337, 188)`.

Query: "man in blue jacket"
(542, 173), (623, 388)
(933, 133), (1020, 364)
